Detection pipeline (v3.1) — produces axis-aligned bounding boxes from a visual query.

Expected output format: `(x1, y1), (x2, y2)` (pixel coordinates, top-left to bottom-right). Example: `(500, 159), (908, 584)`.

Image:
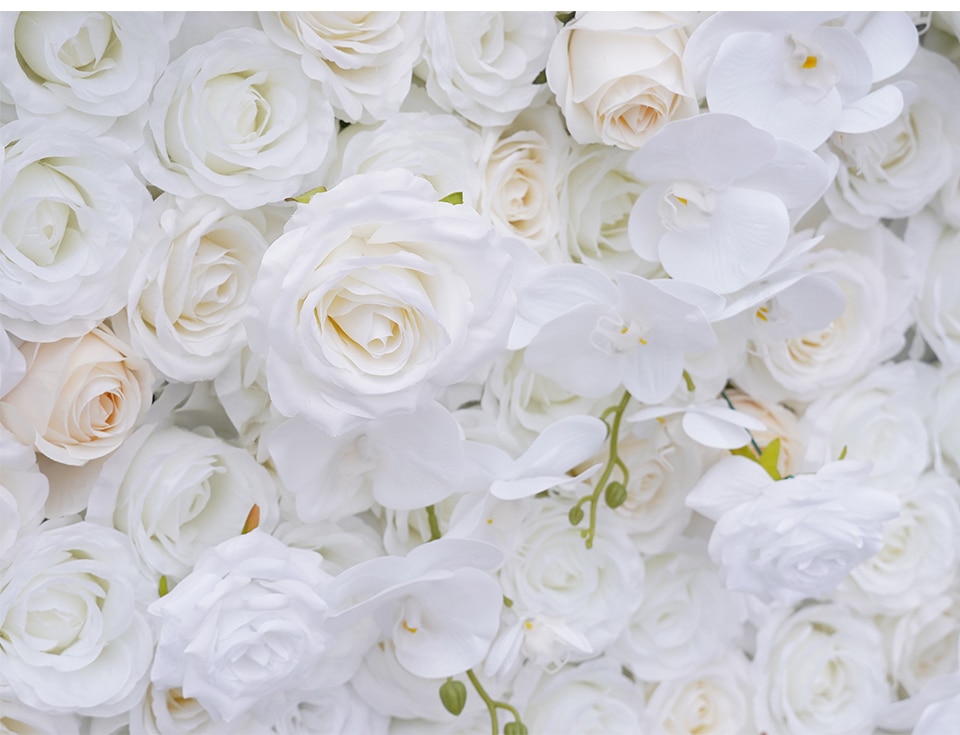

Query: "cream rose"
(246, 169), (514, 435)
(547, 12), (698, 150)
(124, 194), (272, 383)
(0, 326), (152, 466)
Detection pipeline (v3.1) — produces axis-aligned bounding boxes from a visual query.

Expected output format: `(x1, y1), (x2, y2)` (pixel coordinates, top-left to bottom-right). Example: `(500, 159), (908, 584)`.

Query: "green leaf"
(158, 575), (169, 597)
(758, 438), (782, 481)
(285, 185), (327, 204)
(568, 505), (585, 526)
(439, 678), (467, 716)
(604, 481), (628, 509)
(439, 191), (463, 205)
(838, 445), (848, 460)
(556, 11), (576, 25)
(730, 445), (757, 461)
(682, 369), (696, 392)
(503, 595), (514, 608)
(533, 69), (547, 85)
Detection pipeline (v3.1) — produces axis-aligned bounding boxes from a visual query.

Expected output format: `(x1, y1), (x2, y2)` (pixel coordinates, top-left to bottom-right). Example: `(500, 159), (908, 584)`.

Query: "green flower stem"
(425, 505), (442, 541)
(579, 389), (631, 549)
(465, 668), (523, 735)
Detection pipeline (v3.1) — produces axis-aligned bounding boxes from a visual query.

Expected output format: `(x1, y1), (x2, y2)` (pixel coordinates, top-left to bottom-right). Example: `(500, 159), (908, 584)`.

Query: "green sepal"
(533, 69), (547, 85)
(568, 505), (584, 526)
(682, 369), (696, 392)
(556, 11), (576, 24)
(440, 678), (467, 716)
(285, 185), (327, 204)
(439, 191), (463, 205)
(729, 445), (756, 461)
(758, 438), (783, 481)
(503, 595), (514, 608)
(504, 723), (529, 735)
(158, 575), (169, 597)
(604, 481), (628, 509)
(838, 445), (848, 460)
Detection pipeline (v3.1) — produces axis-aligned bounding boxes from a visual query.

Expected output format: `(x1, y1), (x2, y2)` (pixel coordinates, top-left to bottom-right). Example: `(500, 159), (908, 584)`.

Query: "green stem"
(466, 668), (523, 735)
(425, 505), (442, 541)
(720, 389), (762, 457)
(582, 390), (631, 549)
(466, 669), (498, 735)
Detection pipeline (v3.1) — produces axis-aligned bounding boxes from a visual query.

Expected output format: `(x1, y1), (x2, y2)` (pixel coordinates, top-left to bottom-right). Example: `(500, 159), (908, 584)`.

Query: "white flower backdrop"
(1, 10), (960, 735)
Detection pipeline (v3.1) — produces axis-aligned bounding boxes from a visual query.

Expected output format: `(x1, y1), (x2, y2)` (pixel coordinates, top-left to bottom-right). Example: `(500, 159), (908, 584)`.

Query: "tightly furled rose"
(246, 169), (514, 435)
(0, 326), (152, 466)
(548, 12), (698, 150)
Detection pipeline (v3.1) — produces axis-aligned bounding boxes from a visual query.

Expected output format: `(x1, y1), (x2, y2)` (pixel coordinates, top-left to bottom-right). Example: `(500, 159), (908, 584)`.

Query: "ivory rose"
(547, 12), (698, 150)
(0, 326), (152, 466)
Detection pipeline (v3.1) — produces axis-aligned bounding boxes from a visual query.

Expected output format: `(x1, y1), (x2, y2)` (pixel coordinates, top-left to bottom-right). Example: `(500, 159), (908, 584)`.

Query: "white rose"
(888, 593), (960, 698)
(332, 111), (483, 208)
(271, 684), (389, 735)
(800, 360), (936, 477)
(547, 12), (698, 150)
(0, 690), (81, 735)
(641, 651), (754, 735)
(753, 604), (890, 735)
(149, 531), (338, 724)
(140, 28), (336, 210)
(524, 658), (644, 735)
(0, 426), (47, 557)
(559, 143), (653, 276)
(0, 12), (180, 134)
(908, 210), (960, 366)
(735, 218), (916, 403)
(213, 346), (277, 463)
(826, 48), (960, 227)
(479, 105), (569, 255)
(608, 419), (707, 553)
(687, 458), (899, 606)
(246, 169), (514, 435)
(724, 389), (803, 477)
(259, 12), (424, 124)
(496, 495), (643, 655)
(0, 521), (154, 717)
(131, 684), (255, 735)
(0, 328), (24, 398)
(85, 422), (280, 583)
(616, 544), (746, 681)
(839, 472), (960, 616)
(478, 349), (603, 455)
(417, 12), (558, 127)
(933, 365), (960, 476)
(0, 326), (152, 466)
(1, 121), (149, 341)
(124, 194), (272, 382)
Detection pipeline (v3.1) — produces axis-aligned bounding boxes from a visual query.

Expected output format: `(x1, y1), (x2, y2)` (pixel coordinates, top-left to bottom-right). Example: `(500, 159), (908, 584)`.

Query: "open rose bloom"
(3, 10), (960, 735)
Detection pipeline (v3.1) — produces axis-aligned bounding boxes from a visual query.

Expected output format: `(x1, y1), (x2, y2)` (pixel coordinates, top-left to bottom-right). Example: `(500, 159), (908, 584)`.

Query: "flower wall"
(2, 10), (960, 735)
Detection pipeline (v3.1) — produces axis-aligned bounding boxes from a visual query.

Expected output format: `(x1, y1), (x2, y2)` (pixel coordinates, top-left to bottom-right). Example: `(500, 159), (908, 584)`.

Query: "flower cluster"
(2, 10), (960, 735)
